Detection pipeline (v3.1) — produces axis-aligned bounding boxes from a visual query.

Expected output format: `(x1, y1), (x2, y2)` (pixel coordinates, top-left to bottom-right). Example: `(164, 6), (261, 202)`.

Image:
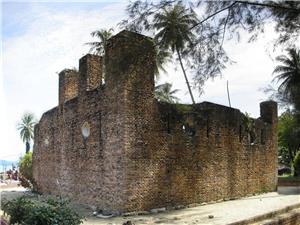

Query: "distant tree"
(155, 83), (180, 103)
(278, 146), (291, 167)
(273, 48), (300, 112)
(278, 111), (300, 166)
(17, 113), (36, 154)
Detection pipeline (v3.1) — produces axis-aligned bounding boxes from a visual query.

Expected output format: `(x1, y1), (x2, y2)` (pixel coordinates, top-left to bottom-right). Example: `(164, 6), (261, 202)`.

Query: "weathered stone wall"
(33, 30), (278, 214)
(33, 53), (105, 207)
(121, 101), (278, 212)
(58, 69), (79, 104)
(79, 54), (102, 92)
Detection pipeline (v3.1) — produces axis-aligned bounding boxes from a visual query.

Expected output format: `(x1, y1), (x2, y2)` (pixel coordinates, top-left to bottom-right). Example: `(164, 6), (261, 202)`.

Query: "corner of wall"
(78, 54), (102, 95)
(58, 69), (79, 105)
(260, 101), (278, 125)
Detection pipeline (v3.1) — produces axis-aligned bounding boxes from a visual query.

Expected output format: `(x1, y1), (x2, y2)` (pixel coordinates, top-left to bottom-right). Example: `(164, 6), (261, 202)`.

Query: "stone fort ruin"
(33, 30), (278, 214)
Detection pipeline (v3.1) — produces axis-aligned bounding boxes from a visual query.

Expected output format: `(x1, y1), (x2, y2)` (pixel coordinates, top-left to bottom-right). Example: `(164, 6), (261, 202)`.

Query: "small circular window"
(81, 122), (90, 139)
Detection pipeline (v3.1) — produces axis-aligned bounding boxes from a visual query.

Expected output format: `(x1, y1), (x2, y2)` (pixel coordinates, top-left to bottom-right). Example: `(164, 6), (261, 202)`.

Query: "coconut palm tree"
(86, 28), (114, 56)
(273, 48), (300, 110)
(17, 113), (36, 154)
(155, 83), (180, 103)
(86, 28), (114, 81)
(153, 2), (198, 104)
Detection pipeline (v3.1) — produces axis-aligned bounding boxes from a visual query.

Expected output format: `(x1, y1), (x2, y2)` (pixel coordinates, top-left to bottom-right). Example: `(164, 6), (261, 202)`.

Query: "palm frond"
(86, 28), (114, 56)
(155, 82), (180, 103)
(273, 48), (300, 108)
(18, 113), (36, 146)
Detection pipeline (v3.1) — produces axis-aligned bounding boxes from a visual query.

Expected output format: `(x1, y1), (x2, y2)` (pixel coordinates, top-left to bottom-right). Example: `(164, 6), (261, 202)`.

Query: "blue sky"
(0, 1), (294, 161)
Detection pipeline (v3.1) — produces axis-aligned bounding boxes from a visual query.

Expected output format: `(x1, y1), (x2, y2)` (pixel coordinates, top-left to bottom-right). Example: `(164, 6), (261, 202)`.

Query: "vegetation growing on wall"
(243, 112), (256, 144)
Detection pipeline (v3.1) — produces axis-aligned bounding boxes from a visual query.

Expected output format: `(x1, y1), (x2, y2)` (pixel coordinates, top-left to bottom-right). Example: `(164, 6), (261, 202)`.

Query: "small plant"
(2, 197), (84, 225)
(293, 150), (300, 177)
(244, 113), (254, 133)
(244, 112), (256, 144)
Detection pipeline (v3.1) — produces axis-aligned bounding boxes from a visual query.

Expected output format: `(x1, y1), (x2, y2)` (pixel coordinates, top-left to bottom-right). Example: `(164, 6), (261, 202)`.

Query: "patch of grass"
(174, 103), (193, 114)
(278, 174), (300, 181)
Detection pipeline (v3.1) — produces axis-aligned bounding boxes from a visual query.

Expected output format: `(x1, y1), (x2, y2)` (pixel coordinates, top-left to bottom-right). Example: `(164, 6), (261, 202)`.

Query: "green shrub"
(2, 197), (84, 225)
(18, 152), (34, 189)
(1, 197), (33, 224)
(293, 150), (300, 177)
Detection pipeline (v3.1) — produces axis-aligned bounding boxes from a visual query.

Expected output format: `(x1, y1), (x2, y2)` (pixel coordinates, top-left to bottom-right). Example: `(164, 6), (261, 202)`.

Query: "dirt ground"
(1, 185), (300, 225)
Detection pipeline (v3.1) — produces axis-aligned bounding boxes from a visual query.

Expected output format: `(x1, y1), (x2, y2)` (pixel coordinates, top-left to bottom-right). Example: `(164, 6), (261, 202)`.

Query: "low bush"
(2, 197), (84, 225)
(293, 150), (300, 177)
(1, 197), (33, 224)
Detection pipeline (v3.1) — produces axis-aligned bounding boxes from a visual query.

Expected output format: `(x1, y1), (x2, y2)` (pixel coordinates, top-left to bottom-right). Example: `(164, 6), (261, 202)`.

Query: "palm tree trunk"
(176, 48), (195, 104)
(26, 141), (30, 154)
(102, 57), (106, 83)
(227, 80), (232, 107)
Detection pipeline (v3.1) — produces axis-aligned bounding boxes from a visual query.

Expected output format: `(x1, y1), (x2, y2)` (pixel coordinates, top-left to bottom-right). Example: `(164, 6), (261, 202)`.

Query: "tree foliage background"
(119, 0), (299, 94)
(278, 112), (300, 166)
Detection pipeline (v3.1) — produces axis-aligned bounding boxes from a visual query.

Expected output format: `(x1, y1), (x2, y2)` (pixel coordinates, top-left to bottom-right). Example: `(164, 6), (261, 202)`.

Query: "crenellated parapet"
(58, 54), (102, 106)
(58, 69), (79, 105)
(260, 100), (278, 125)
(78, 54), (102, 93)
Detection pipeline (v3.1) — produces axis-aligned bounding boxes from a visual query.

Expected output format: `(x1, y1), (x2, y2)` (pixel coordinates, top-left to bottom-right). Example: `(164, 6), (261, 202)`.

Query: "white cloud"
(2, 2), (127, 160)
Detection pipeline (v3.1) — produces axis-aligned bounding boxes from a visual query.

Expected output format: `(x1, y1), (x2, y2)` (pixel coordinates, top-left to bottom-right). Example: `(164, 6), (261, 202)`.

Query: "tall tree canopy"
(17, 113), (36, 154)
(120, 0), (300, 94)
